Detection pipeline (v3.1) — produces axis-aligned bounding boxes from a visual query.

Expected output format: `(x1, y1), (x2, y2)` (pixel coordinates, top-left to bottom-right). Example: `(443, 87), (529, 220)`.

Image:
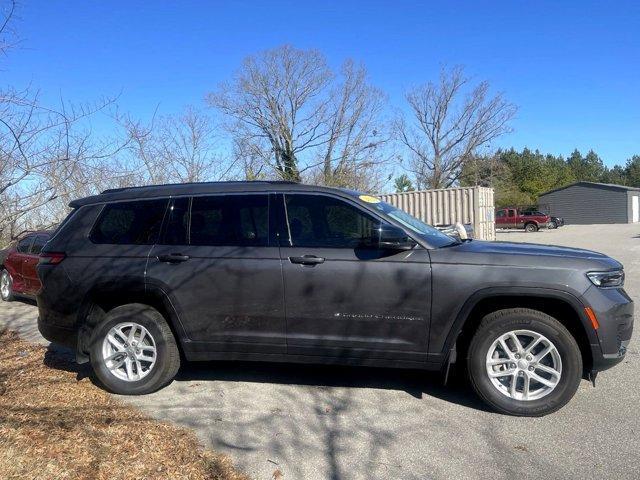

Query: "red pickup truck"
(495, 208), (549, 232)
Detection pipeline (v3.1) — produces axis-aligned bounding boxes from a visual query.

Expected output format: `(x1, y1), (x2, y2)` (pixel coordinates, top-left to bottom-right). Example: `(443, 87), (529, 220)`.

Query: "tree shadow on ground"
(174, 360), (490, 412)
(43, 343), (92, 381)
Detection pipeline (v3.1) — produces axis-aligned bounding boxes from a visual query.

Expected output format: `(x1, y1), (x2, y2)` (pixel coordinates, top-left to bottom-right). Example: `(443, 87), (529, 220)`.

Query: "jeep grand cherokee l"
(36, 181), (633, 416)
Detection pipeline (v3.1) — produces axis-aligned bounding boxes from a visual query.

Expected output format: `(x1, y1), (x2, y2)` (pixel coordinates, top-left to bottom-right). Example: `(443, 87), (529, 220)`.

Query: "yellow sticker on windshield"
(359, 195), (381, 204)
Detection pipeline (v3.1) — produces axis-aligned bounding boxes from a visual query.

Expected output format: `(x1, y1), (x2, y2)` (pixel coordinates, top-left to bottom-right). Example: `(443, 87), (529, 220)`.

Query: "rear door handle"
(157, 253), (190, 263)
(289, 255), (325, 266)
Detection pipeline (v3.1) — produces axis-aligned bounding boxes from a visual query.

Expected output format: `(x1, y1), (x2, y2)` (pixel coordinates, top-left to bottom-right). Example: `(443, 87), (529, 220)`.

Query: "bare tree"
(397, 66), (517, 189)
(207, 45), (332, 182)
(207, 45), (390, 190)
(313, 60), (390, 190)
(0, 89), (123, 242)
(120, 106), (239, 186)
(231, 136), (269, 180)
(0, 2), (126, 244)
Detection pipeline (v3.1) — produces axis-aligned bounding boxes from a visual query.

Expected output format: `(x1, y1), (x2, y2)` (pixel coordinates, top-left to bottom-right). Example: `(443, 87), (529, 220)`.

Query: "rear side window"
(161, 197), (190, 245)
(189, 194), (269, 246)
(90, 199), (168, 245)
(30, 235), (49, 255)
(16, 237), (33, 253)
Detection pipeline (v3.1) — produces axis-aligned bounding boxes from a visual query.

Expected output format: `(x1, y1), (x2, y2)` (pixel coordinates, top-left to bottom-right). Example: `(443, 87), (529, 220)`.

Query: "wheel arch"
(76, 282), (188, 360)
(445, 287), (597, 373)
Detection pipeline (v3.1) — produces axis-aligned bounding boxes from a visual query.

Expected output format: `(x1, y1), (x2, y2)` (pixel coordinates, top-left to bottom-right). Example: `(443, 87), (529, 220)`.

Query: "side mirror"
(376, 224), (417, 250)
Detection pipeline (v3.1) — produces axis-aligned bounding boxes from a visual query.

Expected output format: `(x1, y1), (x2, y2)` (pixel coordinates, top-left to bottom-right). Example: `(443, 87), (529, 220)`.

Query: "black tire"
(89, 303), (180, 395)
(548, 221), (558, 229)
(467, 308), (582, 417)
(524, 222), (538, 233)
(0, 269), (14, 302)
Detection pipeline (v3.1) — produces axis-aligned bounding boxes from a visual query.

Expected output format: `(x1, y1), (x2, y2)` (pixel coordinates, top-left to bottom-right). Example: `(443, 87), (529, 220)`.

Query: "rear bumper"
(37, 316), (77, 349)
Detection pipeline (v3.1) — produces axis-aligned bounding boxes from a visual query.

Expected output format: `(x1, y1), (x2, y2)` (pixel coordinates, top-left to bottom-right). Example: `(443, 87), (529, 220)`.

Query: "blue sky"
(4, 0), (639, 166)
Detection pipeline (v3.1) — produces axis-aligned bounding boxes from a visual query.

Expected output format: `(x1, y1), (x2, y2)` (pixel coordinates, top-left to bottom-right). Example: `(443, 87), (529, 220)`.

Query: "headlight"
(586, 270), (624, 288)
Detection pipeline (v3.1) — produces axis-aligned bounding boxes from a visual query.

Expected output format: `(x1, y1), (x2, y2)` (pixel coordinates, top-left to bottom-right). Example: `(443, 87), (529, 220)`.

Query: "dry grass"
(0, 329), (250, 480)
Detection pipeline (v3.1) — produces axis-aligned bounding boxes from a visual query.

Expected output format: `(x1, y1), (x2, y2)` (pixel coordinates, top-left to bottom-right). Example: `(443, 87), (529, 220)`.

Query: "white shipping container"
(380, 186), (495, 241)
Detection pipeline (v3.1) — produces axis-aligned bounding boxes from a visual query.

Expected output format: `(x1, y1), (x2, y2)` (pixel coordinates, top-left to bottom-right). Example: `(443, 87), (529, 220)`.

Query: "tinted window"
(16, 237), (33, 253)
(161, 197), (190, 245)
(285, 194), (378, 248)
(91, 199), (168, 245)
(190, 195), (269, 246)
(30, 235), (49, 255)
(496, 210), (506, 218)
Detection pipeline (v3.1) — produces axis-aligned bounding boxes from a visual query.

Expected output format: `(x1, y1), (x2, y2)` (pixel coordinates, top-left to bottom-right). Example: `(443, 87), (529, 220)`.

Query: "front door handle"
(157, 253), (190, 263)
(289, 255), (325, 266)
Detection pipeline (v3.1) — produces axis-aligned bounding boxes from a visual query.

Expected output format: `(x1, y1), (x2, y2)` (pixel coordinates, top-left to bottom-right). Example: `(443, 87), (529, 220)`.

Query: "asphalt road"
(1, 224), (638, 480)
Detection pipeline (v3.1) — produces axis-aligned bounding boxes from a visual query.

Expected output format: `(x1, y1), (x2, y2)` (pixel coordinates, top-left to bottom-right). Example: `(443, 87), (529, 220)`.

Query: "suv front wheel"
(89, 303), (181, 395)
(467, 308), (582, 416)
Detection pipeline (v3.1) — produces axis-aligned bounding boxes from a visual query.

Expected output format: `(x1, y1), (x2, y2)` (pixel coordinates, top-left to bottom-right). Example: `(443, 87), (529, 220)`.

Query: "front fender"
(437, 286), (597, 357)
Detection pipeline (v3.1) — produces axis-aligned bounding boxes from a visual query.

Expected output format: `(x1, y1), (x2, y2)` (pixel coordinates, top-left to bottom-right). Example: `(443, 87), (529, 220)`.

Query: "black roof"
(540, 181), (640, 197)
(69, 181), (363, 207)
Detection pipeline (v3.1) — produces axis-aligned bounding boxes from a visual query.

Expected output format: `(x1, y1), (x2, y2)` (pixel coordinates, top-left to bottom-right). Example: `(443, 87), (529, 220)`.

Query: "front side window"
(190, 194), (269, 246)
(285, 194), (379, 248)
(16, 237), (33, 253)
(91, 199), (168, 245)
(366, 199), (456, 248)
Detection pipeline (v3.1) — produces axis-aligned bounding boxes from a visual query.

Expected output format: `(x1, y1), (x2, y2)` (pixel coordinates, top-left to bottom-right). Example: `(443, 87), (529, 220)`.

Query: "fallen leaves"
(0, 328), (250, 480)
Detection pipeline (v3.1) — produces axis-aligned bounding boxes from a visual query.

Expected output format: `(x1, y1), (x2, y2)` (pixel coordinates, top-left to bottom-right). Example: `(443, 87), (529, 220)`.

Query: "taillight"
(39, 252), (66, 265)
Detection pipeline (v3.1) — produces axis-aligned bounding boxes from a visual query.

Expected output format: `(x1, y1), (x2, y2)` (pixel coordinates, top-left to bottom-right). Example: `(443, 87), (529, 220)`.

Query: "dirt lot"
(0, 224), (638, 480)
(0, 329), (248, 480)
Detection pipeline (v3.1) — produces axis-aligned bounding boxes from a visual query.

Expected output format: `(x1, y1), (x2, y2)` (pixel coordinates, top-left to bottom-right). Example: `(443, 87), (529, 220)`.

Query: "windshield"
(368, 200), (459, 247)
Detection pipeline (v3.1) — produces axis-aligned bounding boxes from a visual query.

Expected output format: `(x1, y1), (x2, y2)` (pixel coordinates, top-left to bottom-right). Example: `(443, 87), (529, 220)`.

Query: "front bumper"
(583, 285), (634, 372)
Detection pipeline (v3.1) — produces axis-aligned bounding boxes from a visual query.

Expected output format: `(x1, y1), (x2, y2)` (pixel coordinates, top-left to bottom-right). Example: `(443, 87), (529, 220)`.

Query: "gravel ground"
(1, 224), (638, 480)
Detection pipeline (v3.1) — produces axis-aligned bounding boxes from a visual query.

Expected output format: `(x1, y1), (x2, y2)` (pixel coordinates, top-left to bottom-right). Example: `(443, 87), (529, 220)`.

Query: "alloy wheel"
(101, 322), (157, 382)
(485, 329), (562, 401)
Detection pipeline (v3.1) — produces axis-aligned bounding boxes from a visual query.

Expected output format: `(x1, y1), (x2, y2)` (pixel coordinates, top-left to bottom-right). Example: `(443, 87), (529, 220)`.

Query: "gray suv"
(36, 181), (633, 416)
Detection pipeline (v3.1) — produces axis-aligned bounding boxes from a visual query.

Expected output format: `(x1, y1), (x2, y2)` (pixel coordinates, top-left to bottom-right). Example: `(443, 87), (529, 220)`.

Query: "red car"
(0, 231), (51, 301)
(495, 207), (550, 232)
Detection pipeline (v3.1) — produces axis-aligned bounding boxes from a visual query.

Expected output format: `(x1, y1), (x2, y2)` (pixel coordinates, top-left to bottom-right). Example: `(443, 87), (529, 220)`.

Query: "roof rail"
(100, 180), (299, 195)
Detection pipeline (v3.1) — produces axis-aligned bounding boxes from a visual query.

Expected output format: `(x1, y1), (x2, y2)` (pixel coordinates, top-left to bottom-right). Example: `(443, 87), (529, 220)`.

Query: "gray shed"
(538, 182), (640, 225)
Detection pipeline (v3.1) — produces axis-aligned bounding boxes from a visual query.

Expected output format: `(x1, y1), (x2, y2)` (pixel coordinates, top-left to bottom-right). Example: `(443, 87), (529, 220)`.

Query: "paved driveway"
(1, 224), (639, 480)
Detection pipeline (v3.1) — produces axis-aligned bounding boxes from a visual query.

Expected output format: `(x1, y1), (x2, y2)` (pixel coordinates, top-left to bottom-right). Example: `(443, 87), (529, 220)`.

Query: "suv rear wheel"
(89, 303), (180, 395)
(467, 308), (582, 416)
(1, 270), (14, 302)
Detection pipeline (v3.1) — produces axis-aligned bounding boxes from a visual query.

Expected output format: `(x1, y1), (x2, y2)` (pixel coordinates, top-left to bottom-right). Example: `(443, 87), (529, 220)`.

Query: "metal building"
(380, 186), (496, 240)
(538, 182), (640, 224)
